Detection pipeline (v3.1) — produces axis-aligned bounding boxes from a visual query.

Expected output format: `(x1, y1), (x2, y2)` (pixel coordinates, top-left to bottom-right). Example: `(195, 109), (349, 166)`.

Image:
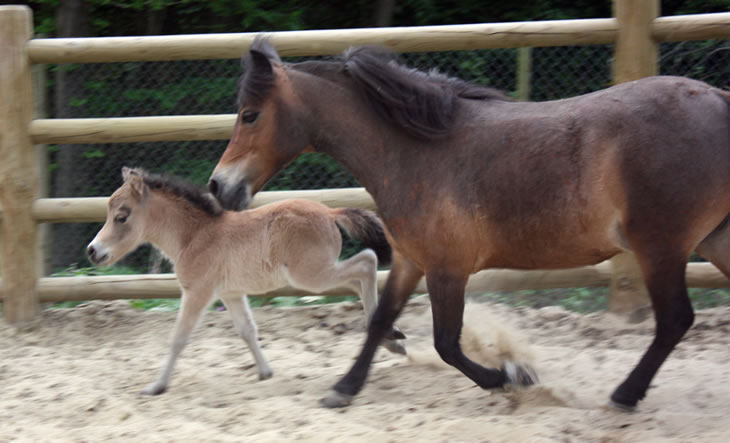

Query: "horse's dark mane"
(141, 171), (223, 217)
(340, 46), (511, 139)
(237, 38), (511, 139)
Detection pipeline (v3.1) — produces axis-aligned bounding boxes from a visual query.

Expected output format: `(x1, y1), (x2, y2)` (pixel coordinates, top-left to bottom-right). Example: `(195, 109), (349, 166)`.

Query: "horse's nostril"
(87, 245), (96, 259)
(208, 179), (220, 196)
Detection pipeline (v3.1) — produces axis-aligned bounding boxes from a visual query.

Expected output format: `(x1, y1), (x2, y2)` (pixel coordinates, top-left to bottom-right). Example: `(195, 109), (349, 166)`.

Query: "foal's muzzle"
(86, 244), (109, 265)
(208, 177), (251, 211)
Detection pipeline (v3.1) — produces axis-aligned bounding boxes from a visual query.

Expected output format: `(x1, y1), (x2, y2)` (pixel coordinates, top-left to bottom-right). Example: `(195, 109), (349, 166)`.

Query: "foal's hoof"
(382, 339), (407, 355)
(320, 390), (354, 408)
(503, 361), (539, 387)
(141, 383), (167, 396)
(258, 369), (273, 381)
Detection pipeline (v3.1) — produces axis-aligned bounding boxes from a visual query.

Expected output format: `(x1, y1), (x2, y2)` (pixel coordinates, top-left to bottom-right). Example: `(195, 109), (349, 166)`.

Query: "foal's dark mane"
(142, 171), (223, 217)
(238, 38), (511, 139)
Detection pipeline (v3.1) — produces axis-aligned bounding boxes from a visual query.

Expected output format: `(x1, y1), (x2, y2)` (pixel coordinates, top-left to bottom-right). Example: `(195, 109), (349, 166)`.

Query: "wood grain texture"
(2, 263), (726, 303)
(0, 6), (39, 327)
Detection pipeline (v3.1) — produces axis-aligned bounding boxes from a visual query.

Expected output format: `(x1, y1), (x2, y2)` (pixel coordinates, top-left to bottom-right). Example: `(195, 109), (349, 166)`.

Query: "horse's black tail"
(334, 208), (392, 266)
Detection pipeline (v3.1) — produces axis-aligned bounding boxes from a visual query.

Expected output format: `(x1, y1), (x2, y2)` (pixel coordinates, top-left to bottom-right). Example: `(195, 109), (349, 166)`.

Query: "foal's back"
(180, 199), (343, 293)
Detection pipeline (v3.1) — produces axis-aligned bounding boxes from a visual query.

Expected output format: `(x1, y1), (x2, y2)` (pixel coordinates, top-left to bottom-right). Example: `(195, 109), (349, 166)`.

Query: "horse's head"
(209, 37), (312, 211)
(87, 167), (149, 266)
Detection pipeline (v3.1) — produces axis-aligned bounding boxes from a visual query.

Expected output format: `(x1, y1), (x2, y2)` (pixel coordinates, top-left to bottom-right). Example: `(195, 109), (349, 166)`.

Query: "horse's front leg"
(321, 252), (423, 408)
(141, 286), (214, 395)
(426, 269), (538, 389)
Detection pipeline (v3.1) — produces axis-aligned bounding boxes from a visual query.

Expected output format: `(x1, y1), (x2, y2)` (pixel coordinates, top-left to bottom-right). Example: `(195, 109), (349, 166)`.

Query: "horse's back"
(403, 75), (730, 271)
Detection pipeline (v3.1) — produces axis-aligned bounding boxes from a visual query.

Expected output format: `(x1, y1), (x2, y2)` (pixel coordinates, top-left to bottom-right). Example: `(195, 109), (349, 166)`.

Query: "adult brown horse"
(208, 37), (730, 410)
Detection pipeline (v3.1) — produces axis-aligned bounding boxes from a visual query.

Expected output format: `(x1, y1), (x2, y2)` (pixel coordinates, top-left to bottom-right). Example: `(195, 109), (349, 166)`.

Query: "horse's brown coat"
(208, 39), (730, 409)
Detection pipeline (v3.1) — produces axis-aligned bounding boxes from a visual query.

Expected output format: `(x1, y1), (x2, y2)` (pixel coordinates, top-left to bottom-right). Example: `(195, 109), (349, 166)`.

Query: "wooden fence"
(2, 1), (730, 326)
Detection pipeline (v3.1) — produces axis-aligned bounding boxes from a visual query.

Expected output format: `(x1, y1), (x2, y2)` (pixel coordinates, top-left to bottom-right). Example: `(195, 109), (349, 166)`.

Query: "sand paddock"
(2, 296), (729, 442)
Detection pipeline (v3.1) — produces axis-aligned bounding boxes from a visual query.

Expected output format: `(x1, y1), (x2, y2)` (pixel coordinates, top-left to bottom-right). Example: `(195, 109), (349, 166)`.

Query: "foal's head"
(208, 37), (313, 211)
(87, 167), (223, 266)
(86, 167), (152, 266)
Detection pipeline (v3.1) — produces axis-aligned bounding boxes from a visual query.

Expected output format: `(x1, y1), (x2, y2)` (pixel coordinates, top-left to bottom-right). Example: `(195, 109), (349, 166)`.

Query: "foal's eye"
(115, 215), (128, 224)
(241, 110), (260, 124)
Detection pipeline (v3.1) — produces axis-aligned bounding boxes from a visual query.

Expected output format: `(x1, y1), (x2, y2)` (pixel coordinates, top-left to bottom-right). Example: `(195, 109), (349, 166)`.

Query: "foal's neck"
(143, 191), (213, 263)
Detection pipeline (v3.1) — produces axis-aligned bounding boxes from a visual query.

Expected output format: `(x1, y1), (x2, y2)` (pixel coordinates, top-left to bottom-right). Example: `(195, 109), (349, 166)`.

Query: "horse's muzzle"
(86, 244), (109, 265)
(208, 177), (251, 211)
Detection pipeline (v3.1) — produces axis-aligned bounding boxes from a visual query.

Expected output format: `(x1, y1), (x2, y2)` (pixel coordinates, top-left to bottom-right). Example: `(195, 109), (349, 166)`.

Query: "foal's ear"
(121, 167), (146, 198)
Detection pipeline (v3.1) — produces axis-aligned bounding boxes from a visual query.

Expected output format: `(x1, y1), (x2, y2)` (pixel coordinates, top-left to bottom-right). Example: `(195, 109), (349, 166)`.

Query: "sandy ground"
(1, 296), (730, 442)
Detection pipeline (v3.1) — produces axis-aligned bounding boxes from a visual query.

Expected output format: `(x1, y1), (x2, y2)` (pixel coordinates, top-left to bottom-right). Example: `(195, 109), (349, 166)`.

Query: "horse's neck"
(143, 192), (206, 263)
(303, 78), (389, 196)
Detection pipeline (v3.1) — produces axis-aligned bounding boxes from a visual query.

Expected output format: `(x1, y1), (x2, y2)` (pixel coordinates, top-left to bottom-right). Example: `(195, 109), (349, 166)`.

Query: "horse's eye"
(241, 110), (259, 124)
(115, 215), (128, 224)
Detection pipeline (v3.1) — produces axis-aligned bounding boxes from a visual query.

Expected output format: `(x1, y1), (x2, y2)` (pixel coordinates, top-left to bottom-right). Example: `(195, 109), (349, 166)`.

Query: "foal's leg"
(610, 254), (694, 410)
(321, 252), (423, 408)
(287, 249), (405, 354)
(696, 219), (730, 278)
(221, 293), (272, 380)
(340, 250), (407, 353)
(142, 287), (214, 395)
(425, 270), (536, 389)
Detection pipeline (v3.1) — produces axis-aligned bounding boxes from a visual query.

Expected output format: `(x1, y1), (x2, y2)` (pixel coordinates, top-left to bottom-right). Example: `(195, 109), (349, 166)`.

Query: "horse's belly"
(478, 217), (625, 270)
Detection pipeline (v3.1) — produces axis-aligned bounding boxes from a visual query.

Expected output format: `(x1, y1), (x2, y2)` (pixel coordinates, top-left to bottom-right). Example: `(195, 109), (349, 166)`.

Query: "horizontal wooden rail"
(13, 188), (375, 223)
(1, 262), (727, 303)
(652, 13), (730, 42)
(30, 115), (236, 144)
(24, 13), (730, 65)
(27, 19), (619, 64)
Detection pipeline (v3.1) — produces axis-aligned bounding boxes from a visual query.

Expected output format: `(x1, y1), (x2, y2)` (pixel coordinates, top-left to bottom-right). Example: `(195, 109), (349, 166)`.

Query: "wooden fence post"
(516, 47), (532, 101)
(33, 58), (51, 277)
(609, 0), (658, 316)
(0, 5), (40, 328)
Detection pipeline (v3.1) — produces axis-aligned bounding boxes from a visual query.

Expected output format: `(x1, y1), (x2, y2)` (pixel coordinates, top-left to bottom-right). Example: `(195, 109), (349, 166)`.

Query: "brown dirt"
(1, 296), (729, 442)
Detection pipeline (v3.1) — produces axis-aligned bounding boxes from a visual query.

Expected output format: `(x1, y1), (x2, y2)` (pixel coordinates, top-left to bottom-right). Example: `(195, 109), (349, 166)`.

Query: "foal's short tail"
(334, 208), (392, 266)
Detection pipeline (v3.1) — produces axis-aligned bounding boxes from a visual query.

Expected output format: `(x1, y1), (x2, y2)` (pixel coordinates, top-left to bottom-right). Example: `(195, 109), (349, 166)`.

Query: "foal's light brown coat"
(87, 167), (401, 395)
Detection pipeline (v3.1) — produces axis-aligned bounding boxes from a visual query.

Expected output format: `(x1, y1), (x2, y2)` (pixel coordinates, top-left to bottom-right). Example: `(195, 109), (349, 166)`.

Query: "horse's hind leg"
(610, 252), (693, 410)
(426, 270), (536, 390)
(221, 293), (272, 380)
(321, 252), (423, 408)
(142, 287), (215, 395)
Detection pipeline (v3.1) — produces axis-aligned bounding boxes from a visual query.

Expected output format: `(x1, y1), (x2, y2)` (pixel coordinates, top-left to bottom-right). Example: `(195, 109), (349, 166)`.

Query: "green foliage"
(129, 298), (181, 311)
(474, 287), (730, 313)
(247, 295), (359, 308)
(51, 264), (142, 277)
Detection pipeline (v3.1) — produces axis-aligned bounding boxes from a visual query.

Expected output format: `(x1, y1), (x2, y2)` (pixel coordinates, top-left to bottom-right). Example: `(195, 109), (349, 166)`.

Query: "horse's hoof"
(609, 399), (636, 413)
(391, 326), (406, 340)
(382, 339), (407, 355)
(610, 391), (638, 412)
(503, 361), (538, 387)
(258, 369), (273, 380)
(320, 390), (354, 408)
(141, 383), (167, 396)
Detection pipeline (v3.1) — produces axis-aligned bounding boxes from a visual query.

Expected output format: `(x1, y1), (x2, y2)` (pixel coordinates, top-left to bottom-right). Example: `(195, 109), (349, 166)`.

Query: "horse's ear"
(121, 166), (133, 181)
(249, 47), (273, 76)
(246, 36), (280, 73)
(121, 167), (146, 198)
